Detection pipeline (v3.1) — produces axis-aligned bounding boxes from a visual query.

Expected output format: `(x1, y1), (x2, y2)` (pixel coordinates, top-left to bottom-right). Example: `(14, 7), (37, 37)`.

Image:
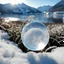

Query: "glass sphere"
(21, 22), (49, 51)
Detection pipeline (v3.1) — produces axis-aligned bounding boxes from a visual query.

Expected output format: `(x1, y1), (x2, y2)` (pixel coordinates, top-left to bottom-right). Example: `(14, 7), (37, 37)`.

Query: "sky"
(0, 0), (61, 8)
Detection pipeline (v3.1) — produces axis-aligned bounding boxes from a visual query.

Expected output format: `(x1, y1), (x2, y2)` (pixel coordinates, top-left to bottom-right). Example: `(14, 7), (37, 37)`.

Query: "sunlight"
(10, 0), (26, 5)
(37, 42), (45, 50)
(4, 17), (20, 22)
(1, 0), (26, 5)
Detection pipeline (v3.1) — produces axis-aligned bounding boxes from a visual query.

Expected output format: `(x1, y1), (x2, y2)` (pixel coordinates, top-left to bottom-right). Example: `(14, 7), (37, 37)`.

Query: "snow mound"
(0, 30), (9, 40)
(0, 29), (64, 64)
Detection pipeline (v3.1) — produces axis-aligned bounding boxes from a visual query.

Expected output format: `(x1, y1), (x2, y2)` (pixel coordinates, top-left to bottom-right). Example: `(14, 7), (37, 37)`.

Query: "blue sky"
(0, 0), (61, 8)
(26, 0), (60, 8)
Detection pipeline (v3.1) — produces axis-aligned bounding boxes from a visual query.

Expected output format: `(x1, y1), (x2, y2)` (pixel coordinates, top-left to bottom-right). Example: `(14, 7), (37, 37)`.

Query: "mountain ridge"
(37, 5), (52, 13)
(50, 0), (64, 12)
(0, 3), (42, 14)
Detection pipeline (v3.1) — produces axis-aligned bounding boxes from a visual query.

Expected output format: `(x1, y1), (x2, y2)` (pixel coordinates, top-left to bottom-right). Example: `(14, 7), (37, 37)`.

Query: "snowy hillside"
(50, 0), (64, 11)
(37, 5), (52, 13)
(0, 29), (64, 64)
(0, 3), (42, 14)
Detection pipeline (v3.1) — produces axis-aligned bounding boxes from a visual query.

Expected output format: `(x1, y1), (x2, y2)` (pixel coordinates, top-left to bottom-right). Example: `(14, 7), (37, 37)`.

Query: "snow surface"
(0, 29), (64, 64)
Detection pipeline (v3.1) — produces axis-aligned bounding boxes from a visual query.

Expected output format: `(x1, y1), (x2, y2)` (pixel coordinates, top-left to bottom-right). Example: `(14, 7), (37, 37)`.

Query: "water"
(0, 13), (63, 23)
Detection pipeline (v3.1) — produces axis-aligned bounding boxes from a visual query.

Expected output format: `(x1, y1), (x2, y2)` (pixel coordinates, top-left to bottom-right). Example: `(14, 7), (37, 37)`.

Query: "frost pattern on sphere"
(21, 22), (49, 51)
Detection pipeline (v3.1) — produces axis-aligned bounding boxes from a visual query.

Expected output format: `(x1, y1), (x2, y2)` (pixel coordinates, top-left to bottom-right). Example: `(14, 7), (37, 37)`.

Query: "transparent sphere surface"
(21, 22), (49, 51)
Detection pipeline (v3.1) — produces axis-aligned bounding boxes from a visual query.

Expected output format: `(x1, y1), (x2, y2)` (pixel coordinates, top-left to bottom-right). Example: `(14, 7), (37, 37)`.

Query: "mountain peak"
(21, 3), (26, 5)
(50, 0), (64, 12)
(0, 3), (42, 14)
(18, 3), (28, 7)
(37, 5), (52, 13)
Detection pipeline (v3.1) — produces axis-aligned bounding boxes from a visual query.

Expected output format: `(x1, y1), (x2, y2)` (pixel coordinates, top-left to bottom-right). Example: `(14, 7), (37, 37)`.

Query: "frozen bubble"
(21, 22), (49, 51)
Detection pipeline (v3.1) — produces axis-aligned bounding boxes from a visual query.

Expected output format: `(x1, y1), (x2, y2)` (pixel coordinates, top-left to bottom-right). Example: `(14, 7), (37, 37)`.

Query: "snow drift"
(0, 29), (64, 64)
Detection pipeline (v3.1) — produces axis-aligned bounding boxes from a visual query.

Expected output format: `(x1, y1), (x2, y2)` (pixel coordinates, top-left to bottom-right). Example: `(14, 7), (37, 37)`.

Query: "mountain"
(0, 3), (42, 14)
(37, 5), (52, 13)
(50, 0), (64, 12)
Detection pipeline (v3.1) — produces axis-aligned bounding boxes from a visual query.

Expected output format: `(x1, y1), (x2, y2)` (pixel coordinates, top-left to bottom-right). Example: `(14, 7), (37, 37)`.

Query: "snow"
(0, 30), (9, 40)
(37, 5), (52, 13)
(50, 0), (64, 11)
(0, 29), (64, 64)
(0, 3), (41, 14)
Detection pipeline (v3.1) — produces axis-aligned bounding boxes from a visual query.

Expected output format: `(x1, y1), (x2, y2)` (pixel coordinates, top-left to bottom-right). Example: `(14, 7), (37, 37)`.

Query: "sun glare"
(4, 0), (26, 5)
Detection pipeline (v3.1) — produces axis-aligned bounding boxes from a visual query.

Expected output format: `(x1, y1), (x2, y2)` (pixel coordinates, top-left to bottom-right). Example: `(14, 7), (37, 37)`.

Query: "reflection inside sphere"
(21, 22), (49, 51)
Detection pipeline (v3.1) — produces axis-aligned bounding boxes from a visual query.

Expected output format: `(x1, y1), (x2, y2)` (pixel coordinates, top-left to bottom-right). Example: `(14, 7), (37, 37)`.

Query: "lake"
(0, 13), (64, 23)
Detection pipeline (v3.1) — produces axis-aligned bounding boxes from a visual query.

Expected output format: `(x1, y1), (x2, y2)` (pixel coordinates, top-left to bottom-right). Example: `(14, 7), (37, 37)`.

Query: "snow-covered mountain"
(50, 0), (64, 11)
(0, 3), (42, 14)
(37, 5), (52, 13)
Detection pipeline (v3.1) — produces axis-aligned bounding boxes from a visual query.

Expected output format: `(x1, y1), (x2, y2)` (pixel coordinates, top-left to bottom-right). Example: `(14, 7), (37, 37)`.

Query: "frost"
(0, 29), (64, 64)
